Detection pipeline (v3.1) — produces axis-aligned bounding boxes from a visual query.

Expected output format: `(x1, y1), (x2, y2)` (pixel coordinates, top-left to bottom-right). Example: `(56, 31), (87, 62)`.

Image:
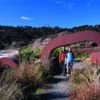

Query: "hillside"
(0, 24), (100, 49)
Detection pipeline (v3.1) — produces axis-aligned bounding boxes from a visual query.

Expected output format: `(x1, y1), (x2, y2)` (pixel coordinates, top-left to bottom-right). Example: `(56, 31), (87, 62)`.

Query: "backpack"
(67, 52), (75, 62)
(59, 51), (65, 61)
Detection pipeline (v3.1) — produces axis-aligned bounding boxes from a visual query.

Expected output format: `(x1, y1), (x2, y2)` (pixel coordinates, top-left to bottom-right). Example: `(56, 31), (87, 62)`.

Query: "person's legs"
(69, 62), (73, 74)
(60, 61), (63, 68)
(66, 62), (70, 76)
(65, 65), (67, 74)
(62, 63), (66, 76)
(60, 61), (65, 75)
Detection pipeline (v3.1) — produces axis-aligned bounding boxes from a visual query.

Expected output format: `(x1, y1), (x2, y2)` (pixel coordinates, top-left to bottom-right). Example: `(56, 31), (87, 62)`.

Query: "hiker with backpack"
(65, 48), (75, 77)
(59, 47), (66, 76)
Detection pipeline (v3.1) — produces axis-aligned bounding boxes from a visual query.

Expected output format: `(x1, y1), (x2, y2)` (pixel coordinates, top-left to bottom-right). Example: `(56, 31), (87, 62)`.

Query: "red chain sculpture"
(0, 58), (17, 69)
(41, 30), (100, 61)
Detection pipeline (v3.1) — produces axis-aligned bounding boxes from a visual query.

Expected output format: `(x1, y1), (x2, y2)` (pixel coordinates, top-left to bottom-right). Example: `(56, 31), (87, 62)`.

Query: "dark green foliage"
(51, 47), (62, 59)
(0, 24), (100, 49)
(33, 48), (41, 59)
(0, 64), (11, 76)
(0, 25), (67, 49)
(0, 41), (5, 49)
(74, 50), (90, 62)
(18, 45), (34, 62)
(18, 45), (42, 62)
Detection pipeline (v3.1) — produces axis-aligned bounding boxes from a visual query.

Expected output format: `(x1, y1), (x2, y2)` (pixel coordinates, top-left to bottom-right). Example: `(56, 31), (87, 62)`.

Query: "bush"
(0, 64), (11, 75)
(70, 65), (100, 89)
(18, 45), (34, 62)
(0, 56), (51, 99)
(70, 65), (100, 100)
(70, 82), (100, 100)
(10, 61), (50, 99)
(51, 47), (62, 59)
(12, 61), (45, 87)
(0, 60), (49, 99)
(33, 48), (41, 59)
(74, 50), (90, 62)
(18, 45), (42, 62)
(47, 58), (62, 75)
(0, 71), (23, 100)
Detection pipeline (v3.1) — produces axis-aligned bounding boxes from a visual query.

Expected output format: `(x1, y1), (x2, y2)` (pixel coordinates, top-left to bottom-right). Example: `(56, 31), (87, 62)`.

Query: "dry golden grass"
(70, 64), (100, 100)
(70, 64), (100, 89)
(11, 61), (45, 89)
(0, 71), (23, 100)
(0, 60), (48, 100)
(70, 82), (100, 100)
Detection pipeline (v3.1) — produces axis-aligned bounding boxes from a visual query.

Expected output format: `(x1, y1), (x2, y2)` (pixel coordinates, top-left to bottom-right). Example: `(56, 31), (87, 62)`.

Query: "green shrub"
(19, 45), (42, 62)
(74, 50), (90, 62)
(51, 47), (62, 59)
(19, 45), (34, 62)
(33, 48), (41, 59)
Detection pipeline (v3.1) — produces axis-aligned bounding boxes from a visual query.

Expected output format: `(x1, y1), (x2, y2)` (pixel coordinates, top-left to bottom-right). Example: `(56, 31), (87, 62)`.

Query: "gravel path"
(38, 62), (84, 100)
(37, 62), (85, 100)
(39, 75), (71, 100)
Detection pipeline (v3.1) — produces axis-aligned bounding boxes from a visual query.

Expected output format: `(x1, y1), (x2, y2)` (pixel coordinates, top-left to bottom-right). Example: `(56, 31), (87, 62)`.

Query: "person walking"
(59, 48), (66, 76)
(66, 48), (75, 77)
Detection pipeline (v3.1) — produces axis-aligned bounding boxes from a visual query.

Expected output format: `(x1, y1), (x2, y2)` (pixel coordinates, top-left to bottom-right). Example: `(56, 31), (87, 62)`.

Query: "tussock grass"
(70, 64), (100, 100)
(70, 65), (100, 89)
(70, 82), (100, 100)
(0, 60), (49, 99)
(0, 71), (23, 100)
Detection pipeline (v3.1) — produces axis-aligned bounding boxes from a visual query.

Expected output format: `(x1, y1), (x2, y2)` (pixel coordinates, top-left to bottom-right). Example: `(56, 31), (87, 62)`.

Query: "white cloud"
(21, 16), (31, 20)
(56, 0), (76, 10)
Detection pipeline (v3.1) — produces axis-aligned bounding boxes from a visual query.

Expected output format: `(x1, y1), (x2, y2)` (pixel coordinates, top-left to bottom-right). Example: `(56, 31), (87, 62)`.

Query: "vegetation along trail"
(36, 62), (84, 100)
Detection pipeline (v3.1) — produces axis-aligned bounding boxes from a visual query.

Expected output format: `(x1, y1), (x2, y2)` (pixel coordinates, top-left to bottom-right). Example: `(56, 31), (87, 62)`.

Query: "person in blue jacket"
(65, 48), (75, 76)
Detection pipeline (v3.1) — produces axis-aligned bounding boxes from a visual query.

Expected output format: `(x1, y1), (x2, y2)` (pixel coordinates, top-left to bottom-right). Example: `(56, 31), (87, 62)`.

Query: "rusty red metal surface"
(41, 30), (100, 60)
(0, 58), (17, 69)
(91, 52), (100, 65)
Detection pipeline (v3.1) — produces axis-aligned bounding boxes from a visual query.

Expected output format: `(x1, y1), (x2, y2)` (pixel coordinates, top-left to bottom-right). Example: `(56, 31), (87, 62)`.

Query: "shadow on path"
(45, 75), (69, 84)
(35, 75), (70, 100)
(36, 92), (70, 100)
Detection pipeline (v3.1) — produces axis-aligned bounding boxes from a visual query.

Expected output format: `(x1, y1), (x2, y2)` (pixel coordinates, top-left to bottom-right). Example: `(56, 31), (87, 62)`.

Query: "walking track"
(36, 62), (84, 100)
(40, 75), (71, 100)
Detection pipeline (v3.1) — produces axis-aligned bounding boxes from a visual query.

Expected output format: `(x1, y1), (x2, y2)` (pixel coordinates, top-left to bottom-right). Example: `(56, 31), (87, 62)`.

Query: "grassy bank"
(70, 64), (100, 100)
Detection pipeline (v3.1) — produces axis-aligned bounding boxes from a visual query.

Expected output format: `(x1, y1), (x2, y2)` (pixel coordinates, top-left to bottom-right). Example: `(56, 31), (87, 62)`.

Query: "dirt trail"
(41, 75), (71, 100)
(35, 62), (85, 100)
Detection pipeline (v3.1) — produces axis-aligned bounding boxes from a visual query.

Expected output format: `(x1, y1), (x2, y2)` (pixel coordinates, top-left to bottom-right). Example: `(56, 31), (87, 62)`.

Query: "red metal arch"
(41, 30), (100, 60)
(91, 52), (100, 64)
(0, 58), (17, 69)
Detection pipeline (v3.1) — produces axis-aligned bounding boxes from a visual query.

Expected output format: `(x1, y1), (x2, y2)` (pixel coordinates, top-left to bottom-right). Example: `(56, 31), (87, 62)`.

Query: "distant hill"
(0, 24), (100, 49)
